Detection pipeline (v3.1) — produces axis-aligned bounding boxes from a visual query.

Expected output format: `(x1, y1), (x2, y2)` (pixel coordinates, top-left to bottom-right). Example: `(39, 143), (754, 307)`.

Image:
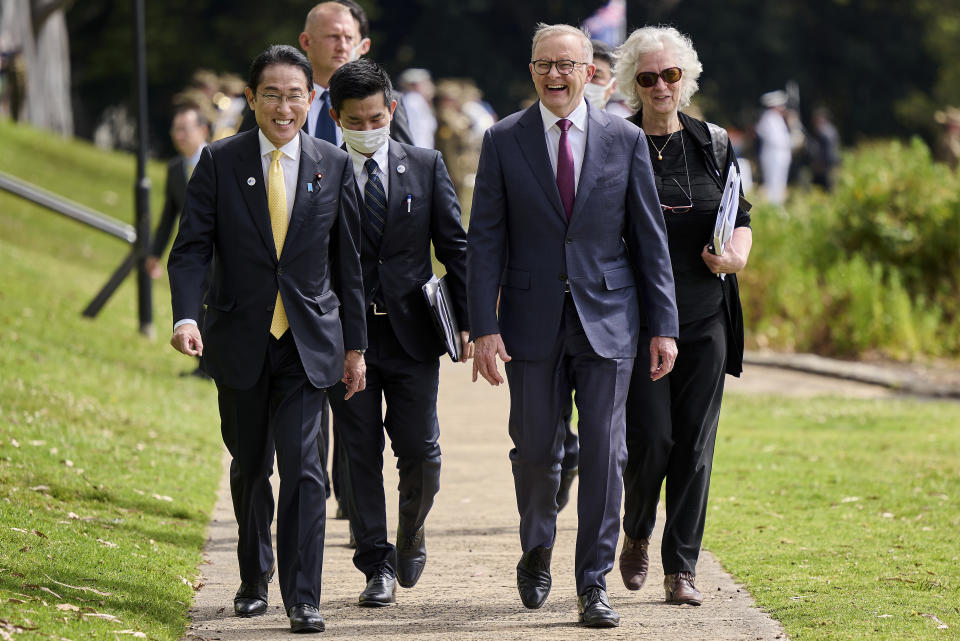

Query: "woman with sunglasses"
(613, 26), (752, 606)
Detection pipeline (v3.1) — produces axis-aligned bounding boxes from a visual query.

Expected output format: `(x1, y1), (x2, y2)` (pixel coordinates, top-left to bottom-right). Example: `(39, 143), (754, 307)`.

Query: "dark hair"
(334, 0), (369, 38)
(590, 39), (613, 66)
(328, 59), (393, 114)
(173, 104), (209, 129)
(247, 45), (313, 92)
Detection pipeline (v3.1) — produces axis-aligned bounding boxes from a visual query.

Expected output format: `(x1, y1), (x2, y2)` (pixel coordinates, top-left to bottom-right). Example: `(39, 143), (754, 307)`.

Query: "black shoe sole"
(358, 598), (395, 607)
(290, 622), (325, 633)
(580, 616), (621, 628)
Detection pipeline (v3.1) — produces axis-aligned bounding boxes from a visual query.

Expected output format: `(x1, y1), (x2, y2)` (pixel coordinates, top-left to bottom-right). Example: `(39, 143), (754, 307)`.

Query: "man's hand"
(472, 333), (511, 385)
(146, 256), (163, 279)
(649, 335), (678, 381)
(458, 331), (475, 363)
(342, 351), (367, 400)
(171, 323), (203, 357)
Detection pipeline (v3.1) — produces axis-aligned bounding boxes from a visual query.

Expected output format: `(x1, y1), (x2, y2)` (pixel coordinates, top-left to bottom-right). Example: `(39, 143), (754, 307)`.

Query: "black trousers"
(328, 311), (441, 580)
(622, 310), (727, 575)
(217, 331), (327, 611)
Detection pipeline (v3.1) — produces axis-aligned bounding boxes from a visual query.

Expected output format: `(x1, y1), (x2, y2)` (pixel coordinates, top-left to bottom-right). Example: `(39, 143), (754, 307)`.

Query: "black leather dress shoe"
(556, 469), (578, 512)
(288, 604), (325, 633)
(516, 545), (552, 609)
(233, 568), (273, 617)
(359, 568), (397, 607)
(578, 587), (620, 628)
(396, 524), (426, 588)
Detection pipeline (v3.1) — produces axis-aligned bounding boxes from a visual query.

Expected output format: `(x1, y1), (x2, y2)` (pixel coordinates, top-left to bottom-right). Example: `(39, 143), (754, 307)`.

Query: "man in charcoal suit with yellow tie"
(168, 45), (366, 633)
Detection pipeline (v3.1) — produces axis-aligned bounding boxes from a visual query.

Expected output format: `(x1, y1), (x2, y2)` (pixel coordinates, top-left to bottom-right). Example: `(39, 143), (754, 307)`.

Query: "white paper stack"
(712, 162), (741, 257)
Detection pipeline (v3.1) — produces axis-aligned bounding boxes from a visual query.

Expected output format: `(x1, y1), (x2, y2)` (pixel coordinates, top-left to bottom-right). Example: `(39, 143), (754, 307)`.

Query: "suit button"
(378, 259), (383, 265)
(566, 237), (573, 244)
(277, 267), (284, 276)
(559, 273), (567, 281)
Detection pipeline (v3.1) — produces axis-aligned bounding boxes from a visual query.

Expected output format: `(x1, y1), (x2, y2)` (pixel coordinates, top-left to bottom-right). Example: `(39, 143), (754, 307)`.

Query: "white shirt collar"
(539, 98), (588, 133)
(257, 129), (301, 160)
(347, 139), (390, 180)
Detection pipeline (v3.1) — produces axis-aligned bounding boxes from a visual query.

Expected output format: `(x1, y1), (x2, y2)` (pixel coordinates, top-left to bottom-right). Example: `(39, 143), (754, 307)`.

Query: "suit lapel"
(233, 129), (276, 258)
(382, 139), (408, 253)
(569, 103), (612, 224)
(285, 132), (320, 248)
(515, 103), (566, 223)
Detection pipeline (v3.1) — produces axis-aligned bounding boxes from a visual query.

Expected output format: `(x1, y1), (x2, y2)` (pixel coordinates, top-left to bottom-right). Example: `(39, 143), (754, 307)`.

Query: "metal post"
(133, 0), (153, 337)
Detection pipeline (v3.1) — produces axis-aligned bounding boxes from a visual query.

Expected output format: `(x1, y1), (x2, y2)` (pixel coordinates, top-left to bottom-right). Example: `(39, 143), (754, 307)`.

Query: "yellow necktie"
(268, 149), (289, 338)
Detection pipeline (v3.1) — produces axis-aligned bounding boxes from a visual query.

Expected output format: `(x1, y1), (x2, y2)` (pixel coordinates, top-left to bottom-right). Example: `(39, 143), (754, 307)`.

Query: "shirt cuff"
(173, 319), (197, 330)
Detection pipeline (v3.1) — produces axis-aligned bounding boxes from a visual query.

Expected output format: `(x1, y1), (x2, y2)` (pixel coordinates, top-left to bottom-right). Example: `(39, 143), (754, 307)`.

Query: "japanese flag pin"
(247, 177), (256, 186)
(397, 164), (406, 174)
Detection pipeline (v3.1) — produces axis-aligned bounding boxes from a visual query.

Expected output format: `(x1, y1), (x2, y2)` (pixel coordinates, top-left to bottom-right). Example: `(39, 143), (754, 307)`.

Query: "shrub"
(741, 138), (960, 360)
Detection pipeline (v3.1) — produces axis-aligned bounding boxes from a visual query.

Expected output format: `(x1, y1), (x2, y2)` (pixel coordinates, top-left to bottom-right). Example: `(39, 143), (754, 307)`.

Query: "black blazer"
(150, 155), (188, 257)
(628, 110), (749, 376)
(359, 139), (468, 361)
(168, 128), (366, 389)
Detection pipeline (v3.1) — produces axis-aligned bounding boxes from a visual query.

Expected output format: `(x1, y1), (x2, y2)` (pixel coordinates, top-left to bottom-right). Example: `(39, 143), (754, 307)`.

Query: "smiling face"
(244, 63), (314, 147)
(530, 33), (595, 118)
(634, 48), (682, 118)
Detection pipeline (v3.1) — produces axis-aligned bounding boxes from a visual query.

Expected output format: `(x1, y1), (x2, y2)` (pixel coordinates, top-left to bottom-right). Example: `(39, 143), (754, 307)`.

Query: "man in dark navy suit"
(168, 45), (366, 633)
(325, 59), (471, 607)
(467, 24), (679, 627)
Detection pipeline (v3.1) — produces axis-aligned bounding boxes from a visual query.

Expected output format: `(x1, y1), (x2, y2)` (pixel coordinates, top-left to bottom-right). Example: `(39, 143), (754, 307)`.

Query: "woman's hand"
(701, 227), (753, 275)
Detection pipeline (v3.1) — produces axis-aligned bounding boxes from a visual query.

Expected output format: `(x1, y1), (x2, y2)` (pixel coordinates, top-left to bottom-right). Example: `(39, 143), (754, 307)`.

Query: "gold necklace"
(647, 131), (674, 160)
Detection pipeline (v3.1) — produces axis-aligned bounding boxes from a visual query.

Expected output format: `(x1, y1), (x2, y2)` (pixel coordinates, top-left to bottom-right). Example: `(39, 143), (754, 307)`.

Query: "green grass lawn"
(709, 393), (960, 640)
(0, 119), (223, 640)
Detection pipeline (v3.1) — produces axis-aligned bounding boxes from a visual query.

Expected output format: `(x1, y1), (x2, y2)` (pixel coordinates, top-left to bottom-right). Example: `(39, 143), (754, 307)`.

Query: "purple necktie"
(556, 118), (575, 220)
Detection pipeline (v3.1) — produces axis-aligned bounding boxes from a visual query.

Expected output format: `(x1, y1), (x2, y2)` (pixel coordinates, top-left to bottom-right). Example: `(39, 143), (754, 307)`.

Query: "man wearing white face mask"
(326, 59), (472, 608)
(582, 40), (618, 111)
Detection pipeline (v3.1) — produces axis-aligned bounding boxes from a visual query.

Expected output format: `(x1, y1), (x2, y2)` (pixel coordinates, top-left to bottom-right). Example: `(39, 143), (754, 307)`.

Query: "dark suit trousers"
(504, 294), (633, 594)
(217, 331), (327, 610)
(622, 310), (727, 575)
(328, 311), (441, 579)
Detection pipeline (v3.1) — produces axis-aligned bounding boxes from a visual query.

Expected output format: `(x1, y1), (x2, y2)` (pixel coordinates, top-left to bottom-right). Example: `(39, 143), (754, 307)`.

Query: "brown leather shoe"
(664, 571), (702, 605)
(619, 536), (649, 590)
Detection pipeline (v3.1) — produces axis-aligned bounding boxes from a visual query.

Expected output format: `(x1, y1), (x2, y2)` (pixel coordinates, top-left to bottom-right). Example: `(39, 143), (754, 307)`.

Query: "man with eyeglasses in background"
(467, 23), (678, 628)
(168, 45), (366, 634)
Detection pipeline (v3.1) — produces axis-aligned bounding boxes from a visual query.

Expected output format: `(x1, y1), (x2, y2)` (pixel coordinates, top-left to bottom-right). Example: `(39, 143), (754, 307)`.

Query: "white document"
(712, 162), (741, 257)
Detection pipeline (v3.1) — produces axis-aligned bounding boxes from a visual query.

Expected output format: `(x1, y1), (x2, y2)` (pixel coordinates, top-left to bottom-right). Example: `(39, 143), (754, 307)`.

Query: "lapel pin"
(397, 164), (406, 174)
(313, 171), (323, 190)
(247, 177), (256, 186)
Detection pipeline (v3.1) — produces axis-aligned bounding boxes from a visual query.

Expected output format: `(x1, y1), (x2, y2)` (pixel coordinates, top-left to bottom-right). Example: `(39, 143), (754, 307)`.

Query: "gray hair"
(531, 23), (593, 63)
(614, 26), (702, 110)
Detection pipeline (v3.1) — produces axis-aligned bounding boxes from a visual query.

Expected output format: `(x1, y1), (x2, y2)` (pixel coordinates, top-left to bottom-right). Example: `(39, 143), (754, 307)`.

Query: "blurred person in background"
(808, 107), (840, 191)
(434, 79), (478, 202)
(755, 89), (791, 205)
(210, 73), (248, 141)
(398, 67), (437, 149)
(934, 106), (960, 170)
(614, 25), (752, 607)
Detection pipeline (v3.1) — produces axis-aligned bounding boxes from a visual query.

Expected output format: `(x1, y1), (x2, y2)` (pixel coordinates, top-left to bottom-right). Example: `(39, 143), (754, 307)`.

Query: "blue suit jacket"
(358, 139), (468, 362)
(169, 128), (366, 390)
(467, 102), (678, 361)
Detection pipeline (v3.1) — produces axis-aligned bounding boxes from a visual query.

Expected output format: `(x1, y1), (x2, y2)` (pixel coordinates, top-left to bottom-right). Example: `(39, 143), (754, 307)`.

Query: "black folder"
(421, 274), (462, 362)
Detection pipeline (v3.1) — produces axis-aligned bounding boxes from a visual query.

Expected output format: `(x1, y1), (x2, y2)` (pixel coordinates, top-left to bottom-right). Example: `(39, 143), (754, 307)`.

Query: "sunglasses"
(636, 67), (683, 88)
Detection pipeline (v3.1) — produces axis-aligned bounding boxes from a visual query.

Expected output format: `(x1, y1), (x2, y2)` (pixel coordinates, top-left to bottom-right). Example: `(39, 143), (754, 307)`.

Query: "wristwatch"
(352, 349), (365, 355)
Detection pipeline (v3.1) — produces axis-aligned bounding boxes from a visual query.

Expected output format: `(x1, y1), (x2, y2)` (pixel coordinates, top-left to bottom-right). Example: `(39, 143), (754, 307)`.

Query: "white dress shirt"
(307, 82), (343, 147)
(173, 131), (300, 330)
(257, 129), (299, 223)
(539, 99), (588, 193)
(346, 140), (390, 200)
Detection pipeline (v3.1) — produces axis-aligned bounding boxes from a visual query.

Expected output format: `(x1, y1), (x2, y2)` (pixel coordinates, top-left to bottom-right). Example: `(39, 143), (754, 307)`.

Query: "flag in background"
(582, 0), (627, 47)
